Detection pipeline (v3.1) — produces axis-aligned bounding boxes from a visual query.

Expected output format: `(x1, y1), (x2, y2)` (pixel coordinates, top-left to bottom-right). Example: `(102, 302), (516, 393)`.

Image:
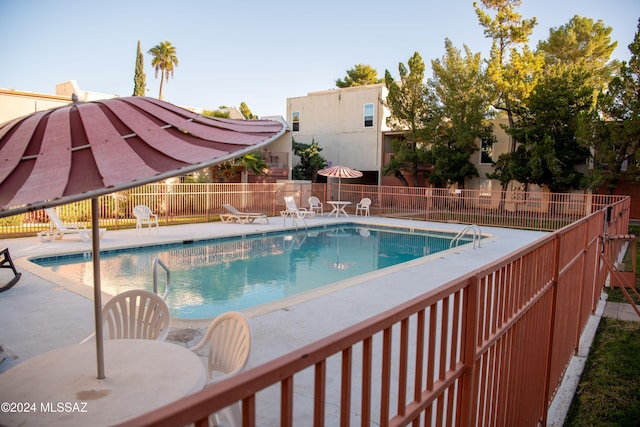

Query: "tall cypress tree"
(133, 40), (146, 96)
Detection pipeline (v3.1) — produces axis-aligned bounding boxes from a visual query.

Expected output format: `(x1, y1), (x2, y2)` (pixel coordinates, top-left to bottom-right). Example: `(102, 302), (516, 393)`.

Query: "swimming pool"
(32, 223), (477, 319)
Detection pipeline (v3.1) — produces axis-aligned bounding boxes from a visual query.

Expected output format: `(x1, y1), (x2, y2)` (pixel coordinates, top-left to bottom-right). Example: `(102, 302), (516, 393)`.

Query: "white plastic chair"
(358, 227), (371, 237)
(102, 289), (170, 341)
(281, 196), (312, 226)
(190, 311), (252, 427)
(133, 205), (159, 234)
(355, 198), (371, 216)
(308, 196), (323, 216)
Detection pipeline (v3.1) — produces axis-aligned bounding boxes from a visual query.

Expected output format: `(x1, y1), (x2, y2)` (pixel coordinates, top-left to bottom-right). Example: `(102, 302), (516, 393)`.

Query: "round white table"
(327, 201), (351, 217)
(0, 339), (205, 427)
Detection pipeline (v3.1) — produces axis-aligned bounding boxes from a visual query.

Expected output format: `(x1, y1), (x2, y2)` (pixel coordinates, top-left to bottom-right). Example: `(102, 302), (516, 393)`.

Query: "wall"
(0, 81), (118, 125)
(0, 89), (71, 125)
(472, 117), (511, 189)
(287, 84), (389, 181)
(608, 180), (640, 220)
(55, 80), (116, 102)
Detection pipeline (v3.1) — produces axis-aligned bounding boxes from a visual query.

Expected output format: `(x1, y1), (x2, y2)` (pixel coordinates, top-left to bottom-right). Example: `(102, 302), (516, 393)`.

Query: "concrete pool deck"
(0, 215), (597, 424)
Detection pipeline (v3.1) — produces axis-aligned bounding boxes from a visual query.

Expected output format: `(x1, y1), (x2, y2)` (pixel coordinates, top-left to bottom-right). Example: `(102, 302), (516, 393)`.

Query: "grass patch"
(565, 318), (640, 426)
(606, 287), (640, 305)
(565, 224), (640, 425)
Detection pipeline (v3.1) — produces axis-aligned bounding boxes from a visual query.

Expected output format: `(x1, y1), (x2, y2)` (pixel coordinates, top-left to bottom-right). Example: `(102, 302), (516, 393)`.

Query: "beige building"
(287, 84), (516, 191)
(474, 117), (511, 195)
(0, 89), (70, 125)
(287, 83), (390, 185)
(0, 80), (117, 125)
(288, 84), (606, 217)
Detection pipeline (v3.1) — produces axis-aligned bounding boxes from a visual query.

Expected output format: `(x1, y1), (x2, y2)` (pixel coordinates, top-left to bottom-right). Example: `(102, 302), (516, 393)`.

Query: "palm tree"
(210, 153), (268, 183)
(148, 41), (178, 100)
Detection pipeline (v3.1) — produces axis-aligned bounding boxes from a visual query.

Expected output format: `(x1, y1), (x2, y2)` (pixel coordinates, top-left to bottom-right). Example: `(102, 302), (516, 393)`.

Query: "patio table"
(0, 339), (205, 426)
(327, 201), (351, 217)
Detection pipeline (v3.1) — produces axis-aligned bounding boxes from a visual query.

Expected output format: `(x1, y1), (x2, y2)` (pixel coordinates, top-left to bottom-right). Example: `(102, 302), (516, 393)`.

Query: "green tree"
(588, 19), (640, 192)
(133, 40), (146, 96)
(425, 39), (494, 188)
(537, 15), (618, 96)
(485, 12), (619, 193)
(474, 0), (543, 153)
(335, 64), (383, 88)
(240, 102), (257, 119)
(200, 109), (267, 182)
(383, 52), (432, 187)
(486, 144), (531, 188)
(494, 68), (594, 192)
(210, 152), (268, 182)
(292, 139), (327, 181)
(148, 41), (178, 100)
(202, 109), (230, 118)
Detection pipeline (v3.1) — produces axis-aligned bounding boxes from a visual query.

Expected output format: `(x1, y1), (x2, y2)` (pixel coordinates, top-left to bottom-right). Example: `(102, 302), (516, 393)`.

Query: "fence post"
(575, 220), (590, 348)
(458, 275), (479, 427)
(541, 234), (561, 426)
(424, 187), (430, 221)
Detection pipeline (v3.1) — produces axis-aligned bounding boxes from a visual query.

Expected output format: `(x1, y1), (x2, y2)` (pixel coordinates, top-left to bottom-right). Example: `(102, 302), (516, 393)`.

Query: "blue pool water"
(32, 224), (474, 319)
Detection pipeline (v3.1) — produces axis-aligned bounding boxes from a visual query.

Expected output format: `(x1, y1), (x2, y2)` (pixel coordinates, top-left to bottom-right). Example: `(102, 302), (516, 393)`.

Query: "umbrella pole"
(91, 198), (105, 379)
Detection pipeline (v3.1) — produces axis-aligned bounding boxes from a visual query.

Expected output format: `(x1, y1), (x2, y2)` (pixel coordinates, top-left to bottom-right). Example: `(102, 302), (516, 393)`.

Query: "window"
(480, 137), (494, 164)
(363, 103), (374, 128)
(292, 112), (300, 132)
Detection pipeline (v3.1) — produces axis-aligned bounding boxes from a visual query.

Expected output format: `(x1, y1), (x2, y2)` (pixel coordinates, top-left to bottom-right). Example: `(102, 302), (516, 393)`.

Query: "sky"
(1, 0), (639, 119)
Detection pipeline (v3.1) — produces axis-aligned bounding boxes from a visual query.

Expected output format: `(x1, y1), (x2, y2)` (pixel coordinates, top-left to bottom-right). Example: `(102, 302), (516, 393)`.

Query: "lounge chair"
(0, 248), (21, 293)
(308, 196), (324, 216)
(189, 311), (252, 427)
(39, 208), (106, 242)
(220, 204), (269, 224)
(133, 204), (159, 234)
(281, 196), (312, 226)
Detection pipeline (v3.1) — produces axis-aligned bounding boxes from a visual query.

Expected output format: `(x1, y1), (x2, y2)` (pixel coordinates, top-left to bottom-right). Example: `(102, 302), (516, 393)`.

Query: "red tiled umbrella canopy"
(0, 96), (284, 380)
(317, 165), (363, 200)
(317, 165), (363, 179)
(0, 96), (285, 216)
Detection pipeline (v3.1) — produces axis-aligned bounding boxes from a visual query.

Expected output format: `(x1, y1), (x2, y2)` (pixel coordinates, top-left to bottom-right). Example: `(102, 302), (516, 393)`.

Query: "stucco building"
(287, 83), (515, 192)
(0, 80), (117, 125)
(287, 84), (389, 186)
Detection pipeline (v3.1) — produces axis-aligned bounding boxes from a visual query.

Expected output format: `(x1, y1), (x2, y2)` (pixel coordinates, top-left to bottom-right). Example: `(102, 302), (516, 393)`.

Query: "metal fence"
(117, 195), (631, 427)
(2, 181), (631, 425)
(0, 182), (628, 238)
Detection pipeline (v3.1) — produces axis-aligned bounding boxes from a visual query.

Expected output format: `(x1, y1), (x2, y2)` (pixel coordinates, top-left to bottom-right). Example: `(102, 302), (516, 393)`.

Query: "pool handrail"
(450, 224), (482, 249)
(152, 257), (170, 300)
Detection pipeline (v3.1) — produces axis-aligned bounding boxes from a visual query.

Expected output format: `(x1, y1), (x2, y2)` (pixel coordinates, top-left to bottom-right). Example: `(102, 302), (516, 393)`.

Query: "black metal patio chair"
(0, 248), (21, 293)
